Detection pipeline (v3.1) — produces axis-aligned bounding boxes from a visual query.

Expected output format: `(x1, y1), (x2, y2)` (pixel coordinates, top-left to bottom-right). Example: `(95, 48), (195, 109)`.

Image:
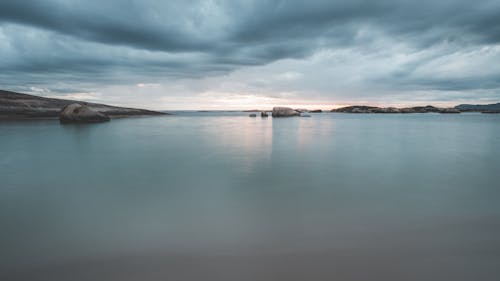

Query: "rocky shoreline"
(330, 104), (500, 114)
(245, 103), (500, 118)
(0, 90), (168, 120)
(331, 105), (462, 114)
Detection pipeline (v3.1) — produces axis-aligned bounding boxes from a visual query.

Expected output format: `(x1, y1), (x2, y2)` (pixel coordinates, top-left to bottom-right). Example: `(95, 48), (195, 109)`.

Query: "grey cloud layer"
(0, 0), (499, 103)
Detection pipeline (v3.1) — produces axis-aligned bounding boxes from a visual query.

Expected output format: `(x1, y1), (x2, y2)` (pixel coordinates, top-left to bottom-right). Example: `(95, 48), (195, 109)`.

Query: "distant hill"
(455, 103), (500, 112)
(0, 90), (168, 120)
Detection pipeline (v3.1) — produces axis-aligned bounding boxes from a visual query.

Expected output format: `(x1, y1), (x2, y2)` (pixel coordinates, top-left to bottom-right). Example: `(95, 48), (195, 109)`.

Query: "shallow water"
(1, 112), (500, 280)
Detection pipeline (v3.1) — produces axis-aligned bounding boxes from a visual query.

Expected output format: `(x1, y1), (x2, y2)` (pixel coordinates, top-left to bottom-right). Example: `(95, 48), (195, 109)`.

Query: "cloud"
(0, 0), (499, 107)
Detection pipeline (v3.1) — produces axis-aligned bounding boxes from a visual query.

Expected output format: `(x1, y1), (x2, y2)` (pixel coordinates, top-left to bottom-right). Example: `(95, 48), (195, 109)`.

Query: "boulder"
(272, 107), (300, 117)
(59, 103), (110, 123)
(261, 111), (269, 117)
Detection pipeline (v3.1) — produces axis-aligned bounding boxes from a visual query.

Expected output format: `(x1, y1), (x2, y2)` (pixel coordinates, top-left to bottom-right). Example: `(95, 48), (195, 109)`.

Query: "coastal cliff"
(0, 90), (168, 120)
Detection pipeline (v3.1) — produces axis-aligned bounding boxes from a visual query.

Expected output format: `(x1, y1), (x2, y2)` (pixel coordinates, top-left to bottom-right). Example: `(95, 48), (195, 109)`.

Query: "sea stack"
(60, 103), (110, 123)
(272, 107), (300, 117)
(261, 111), (268, 117)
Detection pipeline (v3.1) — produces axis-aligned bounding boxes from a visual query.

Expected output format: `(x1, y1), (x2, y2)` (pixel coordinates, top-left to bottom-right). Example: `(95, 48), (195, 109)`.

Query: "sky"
(1, 0), (500, 110)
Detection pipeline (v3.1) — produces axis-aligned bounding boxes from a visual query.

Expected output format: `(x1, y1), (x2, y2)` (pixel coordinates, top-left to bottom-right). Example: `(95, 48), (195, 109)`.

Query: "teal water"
(1, 113), (500, 280)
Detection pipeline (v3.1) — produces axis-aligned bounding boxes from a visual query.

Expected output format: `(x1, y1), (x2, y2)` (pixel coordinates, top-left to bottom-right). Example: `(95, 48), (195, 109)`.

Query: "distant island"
(245, 103), (500, 115)
(0, 90), (168, 120)
(455, 103), (500, 112)
(331, 104), (500, 114)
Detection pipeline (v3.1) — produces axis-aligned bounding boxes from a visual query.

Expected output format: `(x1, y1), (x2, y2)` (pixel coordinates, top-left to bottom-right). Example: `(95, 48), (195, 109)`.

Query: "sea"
(1, 111), (499, 280)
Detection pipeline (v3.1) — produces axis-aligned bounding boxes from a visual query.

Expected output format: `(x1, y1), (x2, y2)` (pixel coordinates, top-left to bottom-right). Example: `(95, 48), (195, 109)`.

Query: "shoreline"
(0, 90), (168, 121)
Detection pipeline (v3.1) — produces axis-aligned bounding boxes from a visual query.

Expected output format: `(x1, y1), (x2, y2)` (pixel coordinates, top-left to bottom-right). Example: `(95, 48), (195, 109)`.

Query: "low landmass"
(243, 104), (499, 115)
(0, 90), (168, 120)
(331, 104), (500, 114)
(455, 103), (500, 113)
(331, 105), (460, 114)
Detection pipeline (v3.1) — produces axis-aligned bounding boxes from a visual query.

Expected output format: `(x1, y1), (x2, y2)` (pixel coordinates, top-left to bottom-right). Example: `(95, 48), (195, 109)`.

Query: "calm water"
(1, 112), (500, 280)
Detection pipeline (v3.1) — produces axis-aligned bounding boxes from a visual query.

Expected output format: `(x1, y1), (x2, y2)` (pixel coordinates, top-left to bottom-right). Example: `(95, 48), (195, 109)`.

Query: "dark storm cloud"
(0, 0), (499, 101)
(0, 0), (210, 51)
(3, 0), (499, 49)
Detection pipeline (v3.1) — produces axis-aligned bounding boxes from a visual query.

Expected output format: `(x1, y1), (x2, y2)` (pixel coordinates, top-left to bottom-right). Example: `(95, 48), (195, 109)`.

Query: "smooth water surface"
(1, 113), (500, 280)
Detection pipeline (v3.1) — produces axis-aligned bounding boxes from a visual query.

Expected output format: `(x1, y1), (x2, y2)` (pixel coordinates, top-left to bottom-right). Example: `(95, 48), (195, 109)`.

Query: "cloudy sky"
(1, 0), (500, 109)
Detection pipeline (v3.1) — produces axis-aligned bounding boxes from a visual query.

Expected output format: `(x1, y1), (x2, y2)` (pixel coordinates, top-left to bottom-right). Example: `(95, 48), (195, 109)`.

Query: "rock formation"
(59, 103), (110, 123)
(331, 105), (462, 114)
(1, 90), (167, 120)
(272, 107), (300, 117)
(439, 108), (461, 113)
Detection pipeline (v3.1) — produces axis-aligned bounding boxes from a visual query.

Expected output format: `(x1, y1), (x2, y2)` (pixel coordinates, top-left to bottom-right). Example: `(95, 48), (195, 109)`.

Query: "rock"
(439, 108), (460, 114)
(294, 108), (308, 113)
(400, 108), (416, 113)
(249, 113), (257, 117)
(407, 105), (441, 113)
(309, 109), (322, 113)
(370, 107), (401, 113)
(272, 107), (300, 117)
(332, 106), (378, 113)
(1, 90), (168, 120)
(261, 111), (268, 117)
(60, 103), (110, 123)
(385, 107), (401, 113)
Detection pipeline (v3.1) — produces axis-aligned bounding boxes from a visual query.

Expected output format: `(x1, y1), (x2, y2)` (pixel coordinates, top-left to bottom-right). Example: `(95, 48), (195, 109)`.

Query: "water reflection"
(197, 116), (273, 172)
